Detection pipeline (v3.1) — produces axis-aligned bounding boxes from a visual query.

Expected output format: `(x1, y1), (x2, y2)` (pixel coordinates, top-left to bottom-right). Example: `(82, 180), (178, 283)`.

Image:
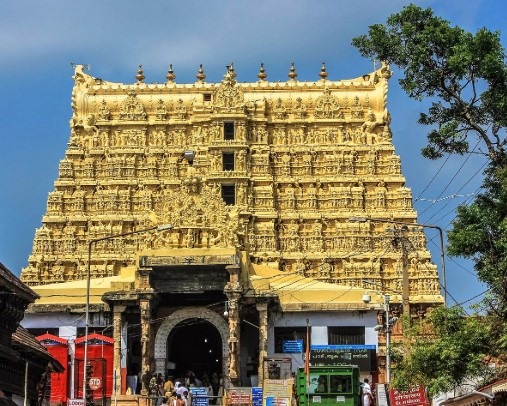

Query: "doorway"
(167, 318), (223, 381)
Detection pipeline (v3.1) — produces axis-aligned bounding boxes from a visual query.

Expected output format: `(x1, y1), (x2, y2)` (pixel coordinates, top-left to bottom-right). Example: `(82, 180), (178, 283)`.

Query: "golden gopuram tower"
(21, 63), (443, 392)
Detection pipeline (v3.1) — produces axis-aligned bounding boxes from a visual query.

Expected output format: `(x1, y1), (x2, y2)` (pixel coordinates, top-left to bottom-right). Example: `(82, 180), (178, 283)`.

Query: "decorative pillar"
(113, 305), (126, 395)
(140, 298), (152, 396)
(224, 264), (242, 386)
(256, 302), (268, 387)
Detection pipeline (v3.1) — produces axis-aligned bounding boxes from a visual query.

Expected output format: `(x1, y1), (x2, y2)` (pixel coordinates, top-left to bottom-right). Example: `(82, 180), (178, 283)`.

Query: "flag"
(304, 319), (310, 386)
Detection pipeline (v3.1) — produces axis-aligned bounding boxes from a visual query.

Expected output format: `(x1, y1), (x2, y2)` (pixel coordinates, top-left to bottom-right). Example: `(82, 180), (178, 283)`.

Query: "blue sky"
(0, 0), (504, 311)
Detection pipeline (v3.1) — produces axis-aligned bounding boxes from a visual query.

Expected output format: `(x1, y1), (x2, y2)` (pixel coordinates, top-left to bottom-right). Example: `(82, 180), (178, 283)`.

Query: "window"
(203, 93), (212, 102)
(274, 327), (308, 353)
(224, 122), (235, 140)
(330, 375), (352, 394)
(309, 374), (328, 394)
(327, 326), (365, 345)
(223, 152), (235, 171)
(221, 184), (236, 205)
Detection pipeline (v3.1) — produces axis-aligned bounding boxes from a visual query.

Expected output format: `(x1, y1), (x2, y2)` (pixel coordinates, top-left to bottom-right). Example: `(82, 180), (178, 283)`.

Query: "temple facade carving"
(22, 63), (442, 391)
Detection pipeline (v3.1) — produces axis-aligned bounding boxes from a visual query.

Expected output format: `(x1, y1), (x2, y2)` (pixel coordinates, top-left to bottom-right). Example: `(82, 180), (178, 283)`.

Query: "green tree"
(447, 165), (507, 321)
(352, 3), (507, 391)
(352, 3), (507, 165)
(391, 307), (493, 396)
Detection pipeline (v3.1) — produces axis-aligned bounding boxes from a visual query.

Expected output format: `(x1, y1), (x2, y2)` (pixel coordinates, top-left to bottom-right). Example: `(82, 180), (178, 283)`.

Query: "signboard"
(283, 340), (303, 353)
(263, 378), (293, 406)
(389, 386), (429, 406)
(307, 345), (377, 371)
(265, 397), (290, 406)
(376, 384), (389, 406)
(190, 387), (208, 406)
(89, 377), (101, 391)
(68, 399), (85, 406)
(229, 387), (251, 404)
(252, 387), (263, 406)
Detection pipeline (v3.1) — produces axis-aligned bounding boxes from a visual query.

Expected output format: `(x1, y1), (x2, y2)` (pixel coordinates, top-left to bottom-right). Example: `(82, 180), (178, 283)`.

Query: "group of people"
(148, 371), (222, 406)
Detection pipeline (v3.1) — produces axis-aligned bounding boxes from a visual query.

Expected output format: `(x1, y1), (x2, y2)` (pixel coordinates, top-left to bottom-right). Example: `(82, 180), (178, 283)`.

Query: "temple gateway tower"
(21, 63), (442, 394)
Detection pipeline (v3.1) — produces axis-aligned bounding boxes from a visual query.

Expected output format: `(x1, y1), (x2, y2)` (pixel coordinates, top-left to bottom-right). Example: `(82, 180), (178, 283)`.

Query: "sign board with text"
(307, 345), (377, 371)
(389, 386), (429, 406)
(283, 340), (303, 353)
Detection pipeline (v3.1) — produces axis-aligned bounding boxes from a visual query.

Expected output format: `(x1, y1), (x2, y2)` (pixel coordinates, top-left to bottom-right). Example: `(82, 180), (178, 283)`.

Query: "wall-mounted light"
(183, 150), (195, 166)
(224, 301), (229, 318)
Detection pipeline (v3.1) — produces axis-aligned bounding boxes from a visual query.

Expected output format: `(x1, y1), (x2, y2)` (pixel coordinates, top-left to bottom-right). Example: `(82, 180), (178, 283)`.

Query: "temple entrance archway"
(154, 307), (229, 378)
(168, 319), (222, 380)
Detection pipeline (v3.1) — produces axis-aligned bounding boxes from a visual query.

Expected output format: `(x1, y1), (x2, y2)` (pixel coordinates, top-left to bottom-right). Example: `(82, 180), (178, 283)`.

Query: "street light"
(349, 216), (446, 307)
(82, 223), (173, 404)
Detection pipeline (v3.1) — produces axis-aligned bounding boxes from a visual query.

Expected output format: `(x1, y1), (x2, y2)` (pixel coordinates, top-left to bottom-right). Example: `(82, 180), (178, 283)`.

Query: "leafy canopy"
(391, 307), (493, 397)
(352, 4), (507, 165)
(353, 3), (507, 393)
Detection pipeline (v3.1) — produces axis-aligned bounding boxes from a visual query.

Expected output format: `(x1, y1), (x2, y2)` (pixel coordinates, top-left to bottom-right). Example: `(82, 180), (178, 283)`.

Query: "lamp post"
(349, 216), (446, 307)
(82, 223), (173, 404)
(384, 294), (391, 384)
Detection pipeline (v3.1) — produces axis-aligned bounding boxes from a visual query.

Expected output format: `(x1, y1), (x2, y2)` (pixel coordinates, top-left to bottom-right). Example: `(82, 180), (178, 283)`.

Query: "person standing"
(362, 378), (373, 406)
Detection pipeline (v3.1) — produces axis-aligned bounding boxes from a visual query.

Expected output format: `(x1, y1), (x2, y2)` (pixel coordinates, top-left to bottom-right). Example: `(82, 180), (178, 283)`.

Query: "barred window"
(327, 326), (365, 345)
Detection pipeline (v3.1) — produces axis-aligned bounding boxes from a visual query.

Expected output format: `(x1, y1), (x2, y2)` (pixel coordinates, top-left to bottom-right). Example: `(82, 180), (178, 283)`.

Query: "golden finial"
(229, 63), (237, 79)
(166, 64), (176, 83)
(136, 64), (145, 83)
(288, 62), (298, 81)
(196, 64), (206, 82)
(257, 63), (267, 81)
(319, 62), (328, 80)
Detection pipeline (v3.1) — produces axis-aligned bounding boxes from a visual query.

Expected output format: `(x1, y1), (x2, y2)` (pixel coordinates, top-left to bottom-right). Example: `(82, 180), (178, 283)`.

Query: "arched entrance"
(168, 319), (222, 379)
(154, 307), (229, 378)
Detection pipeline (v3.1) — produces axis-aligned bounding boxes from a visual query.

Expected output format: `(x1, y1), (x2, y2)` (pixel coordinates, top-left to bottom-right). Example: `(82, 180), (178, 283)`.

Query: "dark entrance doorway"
(168, 318), (222, 381)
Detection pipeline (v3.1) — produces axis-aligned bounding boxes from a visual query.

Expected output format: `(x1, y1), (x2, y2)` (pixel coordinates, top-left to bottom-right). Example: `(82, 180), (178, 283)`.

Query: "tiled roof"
(75, 332), (114, 344)
(0, 262), (38, 300)
(36, 333), (68, 345)
(12, 326), (64, 372)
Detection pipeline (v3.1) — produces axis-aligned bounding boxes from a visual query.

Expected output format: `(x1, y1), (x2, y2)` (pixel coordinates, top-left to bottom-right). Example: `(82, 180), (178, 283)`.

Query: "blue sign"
(190, 387), (208, 406)
(252, 387), (263, 406)
(311, 345), (376, 350)
(283, 339), (303, 353)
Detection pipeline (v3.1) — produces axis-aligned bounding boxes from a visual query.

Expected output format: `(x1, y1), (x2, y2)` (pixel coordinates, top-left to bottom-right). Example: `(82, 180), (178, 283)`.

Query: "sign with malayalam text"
(389, 386), (429, 406)
(307, 345), (377, 371)
(283, 339), (303, 353)
(252, 387), (263, 406)
(190, 387), (209, 406)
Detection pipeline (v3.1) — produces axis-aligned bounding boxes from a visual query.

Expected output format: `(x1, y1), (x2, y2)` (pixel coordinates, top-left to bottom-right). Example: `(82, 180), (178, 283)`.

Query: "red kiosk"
(75, 333), (114, 403)
(36, 333), (69, 406)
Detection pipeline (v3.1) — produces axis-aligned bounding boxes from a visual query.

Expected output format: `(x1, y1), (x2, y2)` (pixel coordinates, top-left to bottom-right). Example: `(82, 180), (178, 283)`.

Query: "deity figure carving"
(97, 99), (110, 120)
(314, 88), (343, 119)
(293, 97), (306, 119)
(361, 108), (383, 144)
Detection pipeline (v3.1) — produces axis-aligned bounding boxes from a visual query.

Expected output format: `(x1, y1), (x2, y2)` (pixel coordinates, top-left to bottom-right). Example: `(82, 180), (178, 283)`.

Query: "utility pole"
(392, 226), (410, 315)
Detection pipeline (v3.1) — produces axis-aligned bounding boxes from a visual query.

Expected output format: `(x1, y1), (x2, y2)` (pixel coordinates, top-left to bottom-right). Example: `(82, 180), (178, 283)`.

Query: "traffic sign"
(89, 377), (102, 391)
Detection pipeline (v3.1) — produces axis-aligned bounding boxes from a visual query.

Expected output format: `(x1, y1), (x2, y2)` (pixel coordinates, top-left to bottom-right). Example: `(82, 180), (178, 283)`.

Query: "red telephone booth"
(75, 333), (114, 403)
(36, 333), (69, 406)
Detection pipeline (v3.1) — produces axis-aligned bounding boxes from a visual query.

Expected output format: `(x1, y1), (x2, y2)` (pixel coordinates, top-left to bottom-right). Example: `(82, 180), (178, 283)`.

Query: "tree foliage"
(448, 165), (507, 321)
(352, 4), (507, 165)
(391, 307), (493, 397)
(352, 3), (507, 393)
